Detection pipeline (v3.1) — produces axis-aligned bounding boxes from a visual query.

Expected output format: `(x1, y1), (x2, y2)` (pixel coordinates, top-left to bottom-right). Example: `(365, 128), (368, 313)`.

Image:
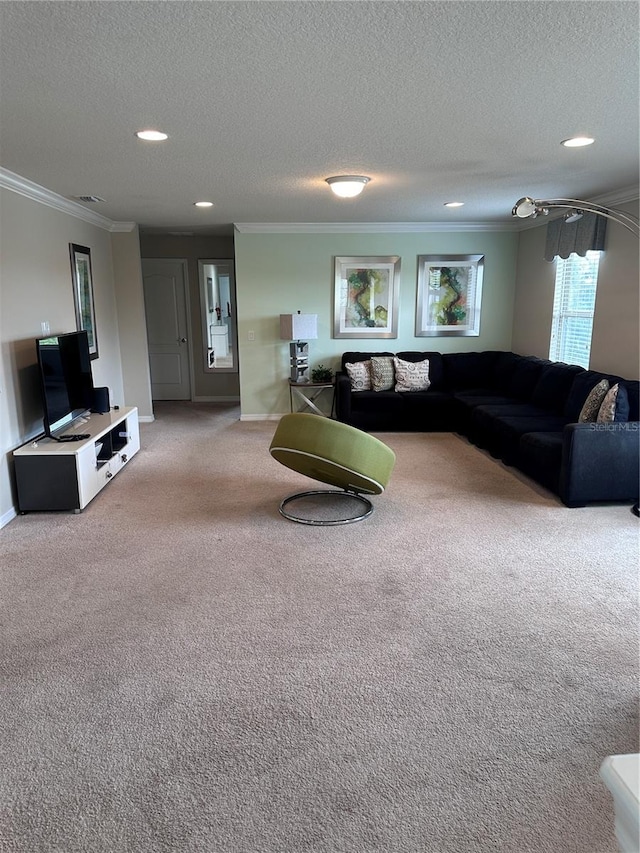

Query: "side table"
(289, 380), (335, 418)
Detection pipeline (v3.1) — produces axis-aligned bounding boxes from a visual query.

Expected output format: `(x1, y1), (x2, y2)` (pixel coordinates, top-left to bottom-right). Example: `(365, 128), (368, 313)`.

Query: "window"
(549, 250), (601, 369)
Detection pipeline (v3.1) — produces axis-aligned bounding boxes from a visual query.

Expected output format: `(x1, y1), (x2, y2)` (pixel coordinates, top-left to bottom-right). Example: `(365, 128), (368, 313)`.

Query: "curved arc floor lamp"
(513, 195), (639, 516)
(512, 196), (640, 236)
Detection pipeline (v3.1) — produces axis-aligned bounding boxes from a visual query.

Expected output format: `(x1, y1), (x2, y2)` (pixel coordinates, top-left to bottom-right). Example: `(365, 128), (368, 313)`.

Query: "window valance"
(544, 212), (607, 261)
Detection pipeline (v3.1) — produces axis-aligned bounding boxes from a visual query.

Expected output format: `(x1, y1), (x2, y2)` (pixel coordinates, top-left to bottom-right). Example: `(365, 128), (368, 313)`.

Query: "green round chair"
(269, 413), (396, 525)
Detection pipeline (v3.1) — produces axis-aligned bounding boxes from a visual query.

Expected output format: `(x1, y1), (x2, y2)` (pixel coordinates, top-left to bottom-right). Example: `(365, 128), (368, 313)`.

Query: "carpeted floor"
(1, 402), (638, 853)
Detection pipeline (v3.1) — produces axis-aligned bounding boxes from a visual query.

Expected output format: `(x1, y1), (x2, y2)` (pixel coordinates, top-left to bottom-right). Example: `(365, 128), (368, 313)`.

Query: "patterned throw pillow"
(578, 379), (610, 422)
(596, 383), (630, 423)
(394, 357), (430, 392)
(345, 360), (372, 391)
(370, 356), (395, 392)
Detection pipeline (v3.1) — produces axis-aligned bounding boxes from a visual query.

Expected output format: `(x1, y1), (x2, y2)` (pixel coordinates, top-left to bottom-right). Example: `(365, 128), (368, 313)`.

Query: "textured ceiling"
(0, 1), (638, 235)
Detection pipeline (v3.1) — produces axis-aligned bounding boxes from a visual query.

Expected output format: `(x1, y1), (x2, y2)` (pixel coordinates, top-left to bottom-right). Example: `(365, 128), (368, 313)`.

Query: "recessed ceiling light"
(561, 136), (595, 148)
(325, 175), (370, 198)
(193, 201), (214, 208)
(444, 201), (464, 208)
(135, 129), (169, 141)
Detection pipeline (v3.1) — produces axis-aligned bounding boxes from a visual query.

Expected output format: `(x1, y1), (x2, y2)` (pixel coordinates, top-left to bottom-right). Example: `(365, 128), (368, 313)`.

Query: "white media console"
(13, 407), (140, 513)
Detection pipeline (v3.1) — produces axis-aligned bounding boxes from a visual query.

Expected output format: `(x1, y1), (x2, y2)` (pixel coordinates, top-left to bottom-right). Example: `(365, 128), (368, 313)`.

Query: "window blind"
(549, 251), (601, 369)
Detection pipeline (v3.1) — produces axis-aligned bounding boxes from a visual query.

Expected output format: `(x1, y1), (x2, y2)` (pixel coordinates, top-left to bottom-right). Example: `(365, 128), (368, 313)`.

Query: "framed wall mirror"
(198, 259), (238, 373)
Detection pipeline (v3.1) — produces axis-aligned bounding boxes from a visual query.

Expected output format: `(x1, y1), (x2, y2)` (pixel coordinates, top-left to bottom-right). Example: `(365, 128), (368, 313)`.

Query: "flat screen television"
(36, 330), (94, 436)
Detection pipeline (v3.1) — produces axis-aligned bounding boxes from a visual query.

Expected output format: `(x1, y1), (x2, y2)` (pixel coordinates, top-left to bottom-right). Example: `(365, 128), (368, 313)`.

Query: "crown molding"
(236, 190), (638, 235)
(110, 221), (137, 232)
(0, 168), (135, 232)
(590, 185), (639, 208)
(234, 221), (517, 234)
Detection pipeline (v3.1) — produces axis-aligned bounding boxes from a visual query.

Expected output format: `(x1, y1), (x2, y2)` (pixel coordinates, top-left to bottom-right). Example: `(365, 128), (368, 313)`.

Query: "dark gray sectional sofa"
(335, 350), (640, 508)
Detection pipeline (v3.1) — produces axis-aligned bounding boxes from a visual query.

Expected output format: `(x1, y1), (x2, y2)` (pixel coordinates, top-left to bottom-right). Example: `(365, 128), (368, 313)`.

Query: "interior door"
(142, 259), (191, 400)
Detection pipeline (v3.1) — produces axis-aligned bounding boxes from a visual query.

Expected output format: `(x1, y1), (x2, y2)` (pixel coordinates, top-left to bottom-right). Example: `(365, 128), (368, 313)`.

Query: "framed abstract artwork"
(333, 256), (400, 339)
(69, 243), (98, 358)
(415, 254), (484, 337)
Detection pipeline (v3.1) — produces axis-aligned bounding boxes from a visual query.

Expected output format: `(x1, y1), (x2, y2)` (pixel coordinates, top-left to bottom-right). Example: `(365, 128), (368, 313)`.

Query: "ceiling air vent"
(74, 195), (106, 203)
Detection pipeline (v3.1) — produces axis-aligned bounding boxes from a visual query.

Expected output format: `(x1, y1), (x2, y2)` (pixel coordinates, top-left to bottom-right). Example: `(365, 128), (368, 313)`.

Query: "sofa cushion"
(394, 357), (430, 392)
(401, 391), (457, 430)
(496, 414), (570, 435)
(370, 356), (395, 391)
(472, 402), (554, 420)
(345, 360), (372, 391)
(489, 352), (522, 390)
(531, 363), (584, 414)
(453, 390), (518, 408)
(345, 390), (407, 431)
(451, 390), (518, 436)
(621, 380), (640, 421)
(482, 414), (570, 462)
(469, 402), (566, 453)
(578, 379), (610, 422)
(597, 383), (630, 423)
(506, 356), (550, 401)
(517, 431), (563, 493)
(442, 351), (500, 390)
(396, 352), (445, 390)
(452, 391), (517, 422)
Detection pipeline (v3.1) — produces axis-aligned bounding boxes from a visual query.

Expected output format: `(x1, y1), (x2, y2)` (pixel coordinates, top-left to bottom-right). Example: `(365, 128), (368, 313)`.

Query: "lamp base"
(290, 341), (309, 383)
(291, 369), (309, 382)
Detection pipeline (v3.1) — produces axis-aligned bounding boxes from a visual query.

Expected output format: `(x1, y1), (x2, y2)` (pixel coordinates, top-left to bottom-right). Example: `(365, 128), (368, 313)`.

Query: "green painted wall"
(234, 228), (519, 417)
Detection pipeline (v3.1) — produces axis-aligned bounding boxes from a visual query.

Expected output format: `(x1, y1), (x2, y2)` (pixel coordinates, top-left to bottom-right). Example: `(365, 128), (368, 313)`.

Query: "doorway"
(198, 260), (238, 372)
(142, 259), (192, 400)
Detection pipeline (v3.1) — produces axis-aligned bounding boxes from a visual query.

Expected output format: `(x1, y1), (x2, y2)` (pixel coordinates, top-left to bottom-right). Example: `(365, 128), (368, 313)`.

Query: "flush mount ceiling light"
(512, 196), (639, 236)
(193, 201), (214, 208)
(325, 175), (370, 198)
(444, 201), (464, 208)
(135, 129), (168, 141)
(561, 136), (595, 148)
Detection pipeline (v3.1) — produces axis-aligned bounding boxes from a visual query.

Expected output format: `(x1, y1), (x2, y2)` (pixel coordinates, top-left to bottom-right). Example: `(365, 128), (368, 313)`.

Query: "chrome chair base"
(278, 489), (373, 526)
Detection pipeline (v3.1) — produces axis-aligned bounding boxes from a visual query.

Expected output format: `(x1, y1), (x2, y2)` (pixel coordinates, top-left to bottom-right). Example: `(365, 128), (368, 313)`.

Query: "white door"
(142, 259), (191, 400)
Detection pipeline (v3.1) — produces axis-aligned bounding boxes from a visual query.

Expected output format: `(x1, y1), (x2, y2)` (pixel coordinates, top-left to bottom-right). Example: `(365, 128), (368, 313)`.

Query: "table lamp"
(280, 312), (318, 382)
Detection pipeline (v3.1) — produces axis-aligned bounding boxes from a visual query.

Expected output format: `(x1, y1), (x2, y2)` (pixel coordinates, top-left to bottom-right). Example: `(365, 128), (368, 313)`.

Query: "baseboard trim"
(138, 415), (155, 423)
(240, 414), (287, 421)
(193, 396), (241, 403)
(1, 505), (18, 529)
